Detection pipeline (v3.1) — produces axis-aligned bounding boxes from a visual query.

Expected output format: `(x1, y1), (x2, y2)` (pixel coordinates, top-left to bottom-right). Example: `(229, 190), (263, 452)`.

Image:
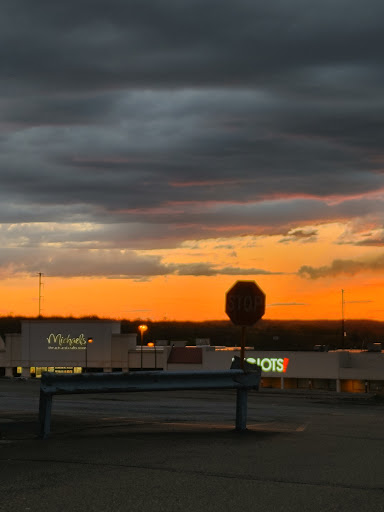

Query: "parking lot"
(1, 379), (383, 511)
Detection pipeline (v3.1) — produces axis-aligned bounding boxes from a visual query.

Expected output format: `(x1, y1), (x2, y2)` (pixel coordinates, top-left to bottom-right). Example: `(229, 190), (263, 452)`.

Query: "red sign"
(225, 280), (266, 326)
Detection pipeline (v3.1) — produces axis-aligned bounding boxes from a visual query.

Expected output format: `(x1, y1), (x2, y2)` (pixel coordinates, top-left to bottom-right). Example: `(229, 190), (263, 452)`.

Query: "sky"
(1, 0), (384, 321)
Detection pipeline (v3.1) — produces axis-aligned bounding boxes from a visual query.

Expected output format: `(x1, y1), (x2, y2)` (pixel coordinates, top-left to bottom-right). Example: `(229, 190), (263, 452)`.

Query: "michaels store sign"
(22, 320), (116, 363)
(46, 333), (87, 350)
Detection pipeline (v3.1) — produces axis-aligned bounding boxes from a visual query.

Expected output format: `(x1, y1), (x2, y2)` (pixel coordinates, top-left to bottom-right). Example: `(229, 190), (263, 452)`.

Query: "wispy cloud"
(279, 228), (318, 244)
(298, 255), (384, 279)
(268, 302), (309, 307)
(0, 247), (284, 279)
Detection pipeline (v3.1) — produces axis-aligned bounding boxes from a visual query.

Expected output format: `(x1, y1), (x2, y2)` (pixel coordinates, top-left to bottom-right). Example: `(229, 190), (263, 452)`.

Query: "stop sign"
(225, 280), (266, 326)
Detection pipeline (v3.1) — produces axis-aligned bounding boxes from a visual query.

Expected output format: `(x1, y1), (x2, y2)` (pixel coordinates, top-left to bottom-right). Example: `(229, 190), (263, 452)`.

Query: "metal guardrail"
(38, 368), (261, 438)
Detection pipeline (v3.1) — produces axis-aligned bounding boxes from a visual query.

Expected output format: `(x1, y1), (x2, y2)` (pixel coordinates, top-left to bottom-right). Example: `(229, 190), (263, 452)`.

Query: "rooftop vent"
(313, 345), (329, 352)
(367, 342), (382, 352)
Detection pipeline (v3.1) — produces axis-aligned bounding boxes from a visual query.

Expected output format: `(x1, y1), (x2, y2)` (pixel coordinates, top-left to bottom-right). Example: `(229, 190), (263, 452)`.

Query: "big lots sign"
(246, 357), (290, 373)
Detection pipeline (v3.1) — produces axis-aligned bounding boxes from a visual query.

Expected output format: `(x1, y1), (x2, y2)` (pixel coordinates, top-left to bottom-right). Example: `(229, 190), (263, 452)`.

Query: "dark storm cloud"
(1, 87), (383, 220)
(2, 0), (384, 92)
(2, 0), (384, 275)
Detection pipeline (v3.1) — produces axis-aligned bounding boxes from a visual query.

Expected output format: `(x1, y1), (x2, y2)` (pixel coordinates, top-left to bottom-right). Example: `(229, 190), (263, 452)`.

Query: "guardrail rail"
(38, 367), (261, 439)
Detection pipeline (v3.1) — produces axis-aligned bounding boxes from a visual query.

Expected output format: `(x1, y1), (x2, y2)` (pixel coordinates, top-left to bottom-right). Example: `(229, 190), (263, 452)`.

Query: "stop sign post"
(225, 281), (266, 368)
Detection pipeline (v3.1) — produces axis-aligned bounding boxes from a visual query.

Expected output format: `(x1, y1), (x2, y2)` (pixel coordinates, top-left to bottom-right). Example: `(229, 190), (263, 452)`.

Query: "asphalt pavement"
(0, 379), (383, 512)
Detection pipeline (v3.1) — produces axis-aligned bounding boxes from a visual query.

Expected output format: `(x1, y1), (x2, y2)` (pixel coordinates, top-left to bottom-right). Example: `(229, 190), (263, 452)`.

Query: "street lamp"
(138, 325), (148, 369)
(85, 337), (93, 372)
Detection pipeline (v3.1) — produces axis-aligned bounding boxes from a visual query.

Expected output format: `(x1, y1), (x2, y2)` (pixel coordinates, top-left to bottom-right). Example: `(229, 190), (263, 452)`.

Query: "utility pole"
(341, 289), (345, 349)
(38, 273), (43, 317)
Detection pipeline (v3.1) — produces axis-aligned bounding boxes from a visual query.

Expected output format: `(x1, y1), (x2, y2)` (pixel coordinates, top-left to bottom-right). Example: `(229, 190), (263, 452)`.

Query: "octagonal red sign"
(225, 280), (266, 326)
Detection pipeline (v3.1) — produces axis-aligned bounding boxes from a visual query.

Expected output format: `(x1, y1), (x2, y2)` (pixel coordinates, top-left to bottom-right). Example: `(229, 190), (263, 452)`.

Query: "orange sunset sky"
(2, 223), (384, 321)
(1, 3), (384, 322)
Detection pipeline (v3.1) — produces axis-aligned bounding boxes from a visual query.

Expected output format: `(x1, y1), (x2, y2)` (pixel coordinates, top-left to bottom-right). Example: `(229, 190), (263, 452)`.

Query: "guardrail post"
(39, 390), (52, 439)
(235, 388), (248, 431)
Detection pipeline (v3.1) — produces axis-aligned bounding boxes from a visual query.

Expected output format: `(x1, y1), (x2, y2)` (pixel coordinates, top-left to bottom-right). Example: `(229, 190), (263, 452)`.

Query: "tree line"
(0, 316), (383, 351)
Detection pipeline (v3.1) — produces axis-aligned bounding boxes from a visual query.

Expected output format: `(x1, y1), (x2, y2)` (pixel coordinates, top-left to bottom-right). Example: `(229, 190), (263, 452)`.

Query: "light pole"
(37, 272), (43, 318)
(341, 289), (345, 349)
(138, 325), (148, 369)
(85, 337), (93, 372)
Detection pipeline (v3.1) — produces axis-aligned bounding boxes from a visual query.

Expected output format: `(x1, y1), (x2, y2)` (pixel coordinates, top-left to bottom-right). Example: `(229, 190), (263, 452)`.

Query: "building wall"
(111, 334), (137, 369)
(203, 349), (345, 379)
(20, 320), (118, 368)
(1, 321), (383, 393)
(1, 333), (22, 368)
(344, 352), (384, 369)
(2, 320), (125, 371)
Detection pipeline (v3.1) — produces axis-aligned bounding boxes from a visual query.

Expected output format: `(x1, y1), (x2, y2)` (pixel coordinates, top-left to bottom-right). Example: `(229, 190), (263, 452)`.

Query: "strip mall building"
(0, 319), (383, 394)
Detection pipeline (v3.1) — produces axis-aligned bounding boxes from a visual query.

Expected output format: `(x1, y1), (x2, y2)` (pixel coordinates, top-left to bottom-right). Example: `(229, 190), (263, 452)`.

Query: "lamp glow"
(138, 324), (148, 369)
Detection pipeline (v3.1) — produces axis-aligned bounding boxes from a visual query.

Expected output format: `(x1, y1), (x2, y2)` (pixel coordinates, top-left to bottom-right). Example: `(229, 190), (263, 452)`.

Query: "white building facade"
(0, 319), (383, 393)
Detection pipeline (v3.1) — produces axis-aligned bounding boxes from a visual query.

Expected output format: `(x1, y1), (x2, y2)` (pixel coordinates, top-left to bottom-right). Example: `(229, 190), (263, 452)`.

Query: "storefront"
(1, 320), (383, 393)
(0, 319), (136, 377)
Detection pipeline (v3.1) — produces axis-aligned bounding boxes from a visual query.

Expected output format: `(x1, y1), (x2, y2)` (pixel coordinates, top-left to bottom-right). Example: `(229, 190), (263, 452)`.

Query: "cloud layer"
(1, 1), (384, 280)
(298, 255), (384, 280)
